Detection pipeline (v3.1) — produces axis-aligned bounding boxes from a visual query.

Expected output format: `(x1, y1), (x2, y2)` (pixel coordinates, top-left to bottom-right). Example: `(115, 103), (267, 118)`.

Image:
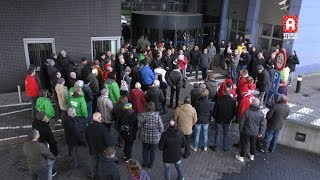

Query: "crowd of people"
(23, 38), (297, 180)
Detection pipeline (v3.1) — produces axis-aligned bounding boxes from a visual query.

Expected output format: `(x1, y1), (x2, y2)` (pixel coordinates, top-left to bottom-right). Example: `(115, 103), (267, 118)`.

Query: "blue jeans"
(264, 128), (281, 152)
(193, 124), (209, 149)
(238, 65), (247, 71)
(214, 123), (230, 149)
(30, 167), (48, 180)
(288, 72), (294, 85)
(47, 159), (54, 180)
(142, 143), (157, 167)
(87, 101), (93, 125)
(164, 160), (184, 180)
(231, 66), (237, 83)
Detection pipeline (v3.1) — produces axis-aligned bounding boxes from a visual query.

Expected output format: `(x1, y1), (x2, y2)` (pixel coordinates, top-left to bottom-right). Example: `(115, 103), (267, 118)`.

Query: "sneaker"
(190, 145), (197, 152)
(203, 147), (208, 151)
(235, 155), (244, 162)
(223, 148), (229, 152)
(52, 169), (57, 176)
(247, 153), (254, 161)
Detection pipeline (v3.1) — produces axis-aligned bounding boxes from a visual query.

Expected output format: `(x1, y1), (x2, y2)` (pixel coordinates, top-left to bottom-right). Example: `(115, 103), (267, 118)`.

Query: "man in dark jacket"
(130, 61), (141, 90)
(57, 50), (76, 80)
(98, 147), (120, 180)
(162, 49), (174, 72)
(169, 65), (184, 108)
(235, 98), (266, 162)
(200, 48), (212, 80)
(264, 95), (290, 152)
(32, 112), (58, 176)
(188, 45), (201, 78)
(23, 129), (56, 180)
(85, 112), (113, 179)
(287, 50), (299, 85)
(256, 65), (270, 105)
(159, 120), (186, 180)
(239, 47), (251, 71)
(146, 80), (165, 112)
(191, 89), (212, 152)
(190, 83), (202, 107)
(211, 88), (236, 151)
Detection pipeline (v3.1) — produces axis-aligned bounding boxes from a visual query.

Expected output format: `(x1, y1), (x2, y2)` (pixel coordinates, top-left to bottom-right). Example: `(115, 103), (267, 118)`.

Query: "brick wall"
(0, 0), (121, 93)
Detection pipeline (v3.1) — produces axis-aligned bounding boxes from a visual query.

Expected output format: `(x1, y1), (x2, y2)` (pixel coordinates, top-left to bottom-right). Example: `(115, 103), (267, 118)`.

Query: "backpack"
(120, 123), (131, 136)
(120, 74), (129, 91)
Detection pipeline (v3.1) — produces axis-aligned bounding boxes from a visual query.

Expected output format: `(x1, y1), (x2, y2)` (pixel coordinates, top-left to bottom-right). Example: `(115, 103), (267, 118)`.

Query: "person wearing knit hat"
(118, 102), (138, 162)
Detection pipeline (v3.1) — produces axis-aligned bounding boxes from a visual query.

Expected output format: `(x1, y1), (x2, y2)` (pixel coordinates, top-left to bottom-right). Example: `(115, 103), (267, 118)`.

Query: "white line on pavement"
(0, 129), (64, 142)
(0, 124), (62, 130)
(0, 103), (31, 108)
(0, 108), (32, 117)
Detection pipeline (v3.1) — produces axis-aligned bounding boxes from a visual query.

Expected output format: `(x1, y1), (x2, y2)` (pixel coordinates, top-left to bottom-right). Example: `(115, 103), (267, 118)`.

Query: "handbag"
(120, 74), (129, 91)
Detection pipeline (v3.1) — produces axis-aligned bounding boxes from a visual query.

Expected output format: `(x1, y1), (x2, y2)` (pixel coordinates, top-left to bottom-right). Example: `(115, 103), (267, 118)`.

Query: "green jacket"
(68, 87), (84, 100)
(105, 79), (120, 103)
(68, 94), (88, 118)
(35, 97), (55, 120)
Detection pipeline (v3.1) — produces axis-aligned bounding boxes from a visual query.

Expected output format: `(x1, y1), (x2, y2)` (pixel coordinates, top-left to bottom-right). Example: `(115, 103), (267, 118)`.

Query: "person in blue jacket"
(140, 60), (155, 91)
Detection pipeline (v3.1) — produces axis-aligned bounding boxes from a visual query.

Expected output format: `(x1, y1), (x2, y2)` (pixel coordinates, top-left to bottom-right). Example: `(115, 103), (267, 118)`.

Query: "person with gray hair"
(235, 97), (266, 162)
(68, 80), (84, 99)
(264, 95), (290, 153)
(97, 88), (113, 132)
(63, 107), (83, 168)
(128, 82), (147, 113)
(23, 129), (56, 180)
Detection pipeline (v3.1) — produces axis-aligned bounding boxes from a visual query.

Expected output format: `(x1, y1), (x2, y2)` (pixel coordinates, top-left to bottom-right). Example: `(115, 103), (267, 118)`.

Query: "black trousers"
(123, 138), (134, 158)
(239, 133), (257, 157)
(170, 85), (180, 108)
(188, 64), (199, 78)
(184, 135), (192, 157)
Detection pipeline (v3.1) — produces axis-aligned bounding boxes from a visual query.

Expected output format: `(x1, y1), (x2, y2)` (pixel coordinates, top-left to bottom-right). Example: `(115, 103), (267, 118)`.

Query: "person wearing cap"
(264, 95), (290, 152)
(97, 88), (113, 132)
(25, 66), (40, 120)
(256, 65), (270, 105)
(85, 112), (113, 179)
(55, 78), (68, 121)
(145, 80), (165, 112)
(174, 96), (197, 158)
(118, 103), (138, 162)
(158, 120), (186, 180)
(35, 90), (55, 121)
(23, 129), (56, 180)
(128, 82), (147, 113)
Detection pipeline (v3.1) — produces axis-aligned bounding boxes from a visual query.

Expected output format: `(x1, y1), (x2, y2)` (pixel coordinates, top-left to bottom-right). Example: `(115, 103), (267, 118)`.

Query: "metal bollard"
(17, 85), (22, 104)
(295, 75), (302, 93)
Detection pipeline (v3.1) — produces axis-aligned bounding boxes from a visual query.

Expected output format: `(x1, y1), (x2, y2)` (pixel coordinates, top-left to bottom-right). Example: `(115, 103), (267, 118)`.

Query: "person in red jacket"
(103, 59), (113, 81)
(217, 74), (234, 97)
(128, 82), (147, 113)
(177, 50), (188, 80)
(25, 66), (40, 120)
(237, 76), (256, 103)
(236, 70), (249, 98)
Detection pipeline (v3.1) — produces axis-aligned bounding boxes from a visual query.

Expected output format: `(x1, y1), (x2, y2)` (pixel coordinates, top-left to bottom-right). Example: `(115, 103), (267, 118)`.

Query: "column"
(245, 0), (261, 45)
(219, 0), (229, 41)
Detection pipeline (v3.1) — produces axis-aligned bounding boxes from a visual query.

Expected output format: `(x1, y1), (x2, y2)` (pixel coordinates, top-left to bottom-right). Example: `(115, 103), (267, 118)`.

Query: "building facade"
(0, 0), (121, 93)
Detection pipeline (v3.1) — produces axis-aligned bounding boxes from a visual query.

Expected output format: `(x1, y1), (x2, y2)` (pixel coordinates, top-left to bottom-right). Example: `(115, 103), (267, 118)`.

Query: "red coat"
(237, 81), (256, 103)
(237, 93), (254, 120)
(25, 75), (39, 97)
(177, 55), (188, 70)
(236, 76), (247, 95)
(103, 64), (111, 80)
(217, 78), (234, 97)
(128, 88), (147, 113)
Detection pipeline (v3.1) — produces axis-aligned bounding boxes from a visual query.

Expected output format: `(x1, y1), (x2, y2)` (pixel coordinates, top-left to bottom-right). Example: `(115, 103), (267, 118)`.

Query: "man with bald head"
(235, 98), (266, 162)
(85, 112), (112, 179)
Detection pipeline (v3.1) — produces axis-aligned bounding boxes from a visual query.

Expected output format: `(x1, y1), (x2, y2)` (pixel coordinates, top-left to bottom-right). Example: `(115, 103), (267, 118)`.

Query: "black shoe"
(209, 146), (217, 151)
(168, 105), (173, 108)
(233, 143), (240, 148)
(52, 169), (57, 176)
(182, 85), (186, 88)
(223, 148), (229, 152)
(141, 163), (147, 168)
(183, 154), (190, 159)
(148, 164), (153, 169)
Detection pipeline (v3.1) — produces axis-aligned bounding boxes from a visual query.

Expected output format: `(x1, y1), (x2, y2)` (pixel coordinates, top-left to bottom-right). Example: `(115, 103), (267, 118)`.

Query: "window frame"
(23, 38), (56, 70)
(91, 36), (121, 60)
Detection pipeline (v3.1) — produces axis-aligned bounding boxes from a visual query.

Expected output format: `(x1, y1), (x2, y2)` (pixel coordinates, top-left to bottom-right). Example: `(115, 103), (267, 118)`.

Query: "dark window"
(28, 43), (52, 68)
